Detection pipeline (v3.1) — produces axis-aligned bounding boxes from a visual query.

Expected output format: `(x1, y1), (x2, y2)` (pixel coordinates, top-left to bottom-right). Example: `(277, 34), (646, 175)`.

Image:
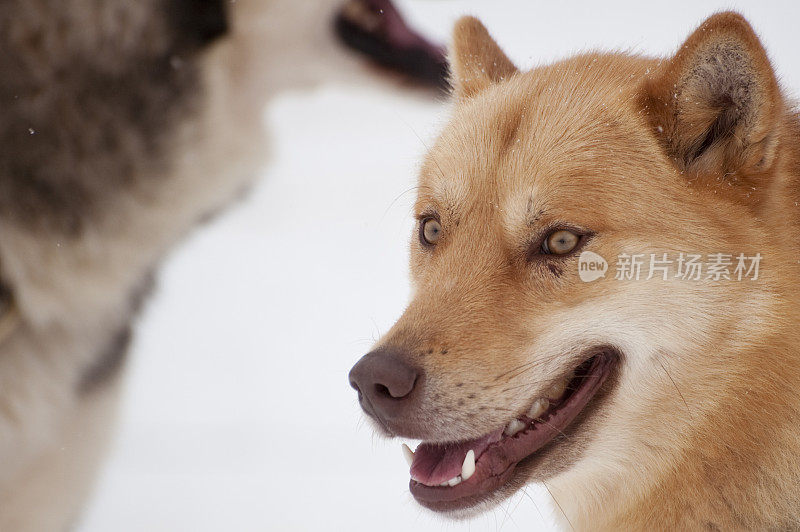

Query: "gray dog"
(0, 0), (444, 528)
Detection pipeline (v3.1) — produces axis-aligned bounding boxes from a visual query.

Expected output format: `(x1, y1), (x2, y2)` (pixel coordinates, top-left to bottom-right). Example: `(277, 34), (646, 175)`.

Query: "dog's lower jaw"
(406, 352), (619, 514)
(410, 344), (800, 530)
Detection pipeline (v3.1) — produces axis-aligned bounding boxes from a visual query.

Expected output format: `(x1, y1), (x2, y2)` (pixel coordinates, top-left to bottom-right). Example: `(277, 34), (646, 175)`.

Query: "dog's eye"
(542, 230), (580, 255)
(420, 218), (442, 245)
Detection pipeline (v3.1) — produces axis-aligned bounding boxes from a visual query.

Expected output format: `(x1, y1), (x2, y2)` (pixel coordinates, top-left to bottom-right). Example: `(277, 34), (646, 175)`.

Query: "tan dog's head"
(350, 12), (796, 516)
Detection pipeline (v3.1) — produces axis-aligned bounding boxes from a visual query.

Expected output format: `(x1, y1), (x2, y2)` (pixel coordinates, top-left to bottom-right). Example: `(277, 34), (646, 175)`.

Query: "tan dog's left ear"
(639, 11), (782, 179)
(449, 16), (517, 99)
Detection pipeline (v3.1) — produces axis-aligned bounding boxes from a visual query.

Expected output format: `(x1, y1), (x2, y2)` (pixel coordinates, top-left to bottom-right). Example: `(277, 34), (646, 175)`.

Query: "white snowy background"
(81, 1), (799, 530)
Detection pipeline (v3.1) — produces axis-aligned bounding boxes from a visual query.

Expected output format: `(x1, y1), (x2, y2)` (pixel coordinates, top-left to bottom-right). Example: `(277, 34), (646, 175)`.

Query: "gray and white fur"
(0, 0), (382, 528)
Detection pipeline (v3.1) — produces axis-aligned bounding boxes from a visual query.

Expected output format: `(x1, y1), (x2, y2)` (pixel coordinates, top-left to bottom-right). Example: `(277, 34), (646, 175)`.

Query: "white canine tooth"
(447, 475), (462, 487)
(504, 419), (526, 436)
(461, 450), (476, 481)
(527, 398), (549, 419)
(401, 443), (414, 467)
(546, 377), (570, 400)
(440, 481), (449, 486)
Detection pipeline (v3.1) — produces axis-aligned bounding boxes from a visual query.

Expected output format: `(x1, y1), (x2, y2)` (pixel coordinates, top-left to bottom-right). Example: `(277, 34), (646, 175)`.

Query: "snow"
(80, 1), (798, 530)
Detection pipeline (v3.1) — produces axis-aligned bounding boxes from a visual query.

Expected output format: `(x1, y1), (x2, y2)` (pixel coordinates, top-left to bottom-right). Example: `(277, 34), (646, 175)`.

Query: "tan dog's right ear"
(638, 12), (782, 181)
(449, 16), (517, 99)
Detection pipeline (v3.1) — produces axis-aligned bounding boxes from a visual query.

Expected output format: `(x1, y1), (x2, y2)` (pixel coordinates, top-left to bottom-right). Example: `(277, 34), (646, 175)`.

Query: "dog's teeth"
(440, 481), (449, 486)
(546, 377), (570, 400)
(527, 398), (549, 419)
(504, 419), (527, 436)
(401, 443), (414, 467)
(447, 475), (462, 487)
(461, 450), (476, 481)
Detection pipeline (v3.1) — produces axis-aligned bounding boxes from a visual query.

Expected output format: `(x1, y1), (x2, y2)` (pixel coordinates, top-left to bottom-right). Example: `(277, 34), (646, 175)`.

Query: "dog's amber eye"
(543, 230), (580, 255)
(421, 218), (442, 245)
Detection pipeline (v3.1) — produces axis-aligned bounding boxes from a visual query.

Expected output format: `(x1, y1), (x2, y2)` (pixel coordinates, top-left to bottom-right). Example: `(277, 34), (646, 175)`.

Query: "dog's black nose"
(349, 349), (418, 422)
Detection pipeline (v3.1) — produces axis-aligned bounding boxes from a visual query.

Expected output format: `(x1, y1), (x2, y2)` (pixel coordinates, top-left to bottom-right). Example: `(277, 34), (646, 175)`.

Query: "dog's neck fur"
(550, 109), (800, 530)
(553, 340), (800, 530)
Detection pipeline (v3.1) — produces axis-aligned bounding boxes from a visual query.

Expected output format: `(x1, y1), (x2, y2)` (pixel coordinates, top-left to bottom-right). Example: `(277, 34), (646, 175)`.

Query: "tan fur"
(374, 12), (800, 529)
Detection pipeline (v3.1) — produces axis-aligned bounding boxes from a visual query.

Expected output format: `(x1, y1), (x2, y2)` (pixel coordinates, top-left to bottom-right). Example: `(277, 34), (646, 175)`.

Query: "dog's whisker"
(492, 351), (569, 382)
(536, 418), (573, 443)
(544, 481), (575, 532)
(521, 486), (547, 523)
(657, 358), (694, 421)
(379, 185), (423, 224)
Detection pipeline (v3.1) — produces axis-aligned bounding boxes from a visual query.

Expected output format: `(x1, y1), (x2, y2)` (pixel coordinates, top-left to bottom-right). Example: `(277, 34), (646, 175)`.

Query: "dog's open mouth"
(406, 352), (616, 511)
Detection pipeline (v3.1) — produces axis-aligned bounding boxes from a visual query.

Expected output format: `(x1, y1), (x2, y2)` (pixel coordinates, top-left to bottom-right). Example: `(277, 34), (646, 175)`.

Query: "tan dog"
(350, 11), (800, 530)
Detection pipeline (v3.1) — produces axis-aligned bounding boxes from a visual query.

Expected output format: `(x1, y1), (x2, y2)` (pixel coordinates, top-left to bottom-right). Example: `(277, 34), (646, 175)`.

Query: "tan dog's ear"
(449, 16), (517, 99)
(639, 11), (781, 179)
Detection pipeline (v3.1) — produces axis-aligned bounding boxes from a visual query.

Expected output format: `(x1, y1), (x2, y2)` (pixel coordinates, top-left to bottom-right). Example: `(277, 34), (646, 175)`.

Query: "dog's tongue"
(410, 430), (503, 486)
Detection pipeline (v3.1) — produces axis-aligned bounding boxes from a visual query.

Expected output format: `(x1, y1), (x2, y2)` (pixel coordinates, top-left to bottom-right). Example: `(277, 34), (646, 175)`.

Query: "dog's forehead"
(419, 57), (655, 226)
